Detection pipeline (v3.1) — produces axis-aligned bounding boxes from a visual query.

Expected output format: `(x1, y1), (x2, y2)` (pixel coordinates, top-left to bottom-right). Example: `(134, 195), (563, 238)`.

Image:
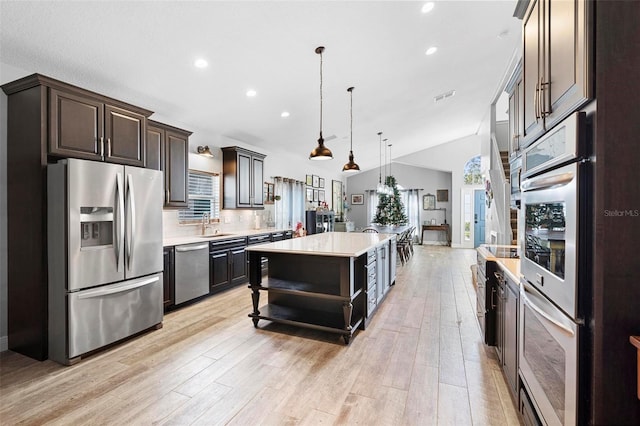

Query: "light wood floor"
(0, 245), (522, 425)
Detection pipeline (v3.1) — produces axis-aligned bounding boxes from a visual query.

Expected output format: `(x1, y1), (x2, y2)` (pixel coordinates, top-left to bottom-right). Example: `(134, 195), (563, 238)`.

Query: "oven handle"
(521, 171), (574, 192)
(521, 281), (575, 336)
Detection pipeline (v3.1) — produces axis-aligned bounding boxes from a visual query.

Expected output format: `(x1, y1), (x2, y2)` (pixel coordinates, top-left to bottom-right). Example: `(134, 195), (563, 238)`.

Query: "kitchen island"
(246, 232), (396, 343)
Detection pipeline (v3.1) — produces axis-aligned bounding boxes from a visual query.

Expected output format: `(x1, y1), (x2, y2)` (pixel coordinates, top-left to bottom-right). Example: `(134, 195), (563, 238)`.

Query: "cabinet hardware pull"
(107, 138), (112, 157)
(534, 82), (540, 121)
(166, 189), (170, 203)
(540, 79), (550, 117)
(100, 137), (105, 157)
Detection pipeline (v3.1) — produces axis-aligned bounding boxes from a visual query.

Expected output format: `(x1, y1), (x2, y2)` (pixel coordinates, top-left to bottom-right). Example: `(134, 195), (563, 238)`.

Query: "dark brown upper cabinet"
(147, 120), (191, 208)
(222, 146), (266, 209)
(47, 79), (151, 167)
(521, 0), (592, 148)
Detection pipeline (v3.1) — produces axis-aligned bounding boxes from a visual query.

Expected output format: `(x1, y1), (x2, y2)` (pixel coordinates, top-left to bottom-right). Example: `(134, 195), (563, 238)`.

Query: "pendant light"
(342, 87), (360, 173)
(309, 46), (333, 160)
(376, 132), (387, 194)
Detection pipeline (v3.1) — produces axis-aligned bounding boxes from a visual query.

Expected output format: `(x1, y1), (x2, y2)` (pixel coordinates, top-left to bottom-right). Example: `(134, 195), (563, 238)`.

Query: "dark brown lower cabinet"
(209, 238), (248, 293)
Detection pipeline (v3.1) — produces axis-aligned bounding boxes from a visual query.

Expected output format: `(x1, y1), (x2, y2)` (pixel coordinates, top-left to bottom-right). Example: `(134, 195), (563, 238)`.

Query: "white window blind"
(178, 171), (220, 222)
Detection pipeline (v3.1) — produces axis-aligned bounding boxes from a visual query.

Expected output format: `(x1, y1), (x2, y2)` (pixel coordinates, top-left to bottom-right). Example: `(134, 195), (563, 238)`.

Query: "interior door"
(474, 190), (486, 247)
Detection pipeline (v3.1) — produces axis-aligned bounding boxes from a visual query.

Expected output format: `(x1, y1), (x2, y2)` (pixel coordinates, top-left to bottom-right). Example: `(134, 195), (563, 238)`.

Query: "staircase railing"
(489, 134), (512, 244)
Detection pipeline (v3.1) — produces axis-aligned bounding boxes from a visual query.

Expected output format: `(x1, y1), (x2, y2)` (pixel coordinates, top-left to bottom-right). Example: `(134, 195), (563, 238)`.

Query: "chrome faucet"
(202, 213), (210, 235)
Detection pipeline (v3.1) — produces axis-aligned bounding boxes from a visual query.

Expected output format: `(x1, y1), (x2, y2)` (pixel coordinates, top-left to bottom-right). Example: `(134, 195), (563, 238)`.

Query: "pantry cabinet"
(521, 0), (592, 147)
(222, 146), (266, 209)
(147, 120), (191, 208)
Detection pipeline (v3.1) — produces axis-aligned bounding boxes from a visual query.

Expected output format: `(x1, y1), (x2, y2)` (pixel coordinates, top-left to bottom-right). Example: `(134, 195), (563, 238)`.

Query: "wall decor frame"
(437, 189), (449, 202)
(318, 190), (325, 202)
(319, 177), (325, 188)
(351, 194), (364, 205)
(306, 174), (313, 186)
(313, 189), (319, 202)
(312, 175), (319, 188)
(306, 188), (314, 202)
(423, 193), (436, 210)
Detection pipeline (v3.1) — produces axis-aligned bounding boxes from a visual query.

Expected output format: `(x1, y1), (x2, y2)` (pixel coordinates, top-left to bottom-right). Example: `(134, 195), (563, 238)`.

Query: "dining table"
(364, 224), (412, 235)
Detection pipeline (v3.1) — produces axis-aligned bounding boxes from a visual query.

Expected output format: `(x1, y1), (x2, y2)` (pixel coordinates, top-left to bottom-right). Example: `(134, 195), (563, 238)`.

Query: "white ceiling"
(0, 0), (521, 173)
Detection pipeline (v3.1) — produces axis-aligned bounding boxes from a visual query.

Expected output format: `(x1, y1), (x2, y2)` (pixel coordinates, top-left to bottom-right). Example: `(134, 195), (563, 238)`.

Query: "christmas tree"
(373, 176), (408, 226)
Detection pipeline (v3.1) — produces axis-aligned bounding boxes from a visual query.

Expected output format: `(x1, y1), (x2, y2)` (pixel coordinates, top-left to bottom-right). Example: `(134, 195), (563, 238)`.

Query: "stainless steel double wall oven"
(519, 112), (591, 426)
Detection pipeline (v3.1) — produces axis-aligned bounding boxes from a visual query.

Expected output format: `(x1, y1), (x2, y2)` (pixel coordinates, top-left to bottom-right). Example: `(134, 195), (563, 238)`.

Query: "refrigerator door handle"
(126, 173), (136, 269)
(115, 172), (125, 271)
(77, 275), (160, 299)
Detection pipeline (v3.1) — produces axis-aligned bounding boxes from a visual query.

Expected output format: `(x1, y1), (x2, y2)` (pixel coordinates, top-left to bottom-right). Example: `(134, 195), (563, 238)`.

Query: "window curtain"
(274, 177), (305, 229)
(366, 190), (379, 225)
(401, 189), (421, 241)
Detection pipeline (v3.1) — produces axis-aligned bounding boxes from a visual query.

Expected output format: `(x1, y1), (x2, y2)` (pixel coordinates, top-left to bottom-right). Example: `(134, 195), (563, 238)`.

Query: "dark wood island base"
(246, 233), (396, 344)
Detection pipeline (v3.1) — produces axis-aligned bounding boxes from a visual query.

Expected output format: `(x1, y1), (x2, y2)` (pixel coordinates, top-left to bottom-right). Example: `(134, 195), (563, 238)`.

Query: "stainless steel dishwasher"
(174, 242), (210, 304)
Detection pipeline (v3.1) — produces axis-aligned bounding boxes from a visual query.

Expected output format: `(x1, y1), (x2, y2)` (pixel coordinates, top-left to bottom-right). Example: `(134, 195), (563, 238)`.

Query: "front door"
(474, 190), (486, 247)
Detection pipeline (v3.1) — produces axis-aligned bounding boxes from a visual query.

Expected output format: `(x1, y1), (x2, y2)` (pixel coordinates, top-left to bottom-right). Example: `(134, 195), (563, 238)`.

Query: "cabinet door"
(544, 0), (591, 129)
(237, 152), (252, 207)
(522, 0), (544, 145)
(104, 105), (145, 167)
(376, 245), (388, 303)
(230, 247), (247, 284)
(504, 281), (519, 395)
(49, 88), (104, 160)
(252, 157), (264, 206)
(146, 124), (163, 171)
(165, 129), (188, 208)
(210, 250), (230, 289)
(163, 247), (174, 309)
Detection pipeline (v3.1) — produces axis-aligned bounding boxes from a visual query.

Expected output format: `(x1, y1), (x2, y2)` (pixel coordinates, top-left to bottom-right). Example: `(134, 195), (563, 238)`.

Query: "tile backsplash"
(162, 205), (277, 238)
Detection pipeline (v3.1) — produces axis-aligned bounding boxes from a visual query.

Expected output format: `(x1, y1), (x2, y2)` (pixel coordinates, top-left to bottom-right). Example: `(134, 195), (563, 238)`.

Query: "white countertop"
(163, 228), (290, 247)
(497, 258), (521, 283)
(245, 232), (394, 257)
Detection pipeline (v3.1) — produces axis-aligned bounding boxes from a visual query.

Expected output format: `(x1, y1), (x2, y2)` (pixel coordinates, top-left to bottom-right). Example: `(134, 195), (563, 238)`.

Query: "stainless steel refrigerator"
(47, 158), (164, 364)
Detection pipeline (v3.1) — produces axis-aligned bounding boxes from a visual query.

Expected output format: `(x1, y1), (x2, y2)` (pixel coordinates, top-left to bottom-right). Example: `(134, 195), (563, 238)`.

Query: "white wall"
(395, 134), (482, 247)
(344, 163), (451, 240)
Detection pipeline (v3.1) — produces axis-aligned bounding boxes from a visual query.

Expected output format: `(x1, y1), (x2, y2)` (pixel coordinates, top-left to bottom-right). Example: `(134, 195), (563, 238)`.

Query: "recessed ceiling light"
(425, 46), (438, 55)
(421, 2), (435, 14)
(194, 58), (208, 68)
(281, 111), (290, 118)
(246, 89), (257, 97)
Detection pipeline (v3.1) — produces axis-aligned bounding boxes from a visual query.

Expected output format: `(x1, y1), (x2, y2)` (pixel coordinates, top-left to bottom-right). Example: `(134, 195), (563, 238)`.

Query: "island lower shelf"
(246, 233), (396, 344)
(250, 303), (364, 339)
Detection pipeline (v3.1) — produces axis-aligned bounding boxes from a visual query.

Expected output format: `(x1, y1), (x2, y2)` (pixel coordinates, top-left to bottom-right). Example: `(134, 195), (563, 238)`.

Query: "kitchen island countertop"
(245, 232), (394, 257)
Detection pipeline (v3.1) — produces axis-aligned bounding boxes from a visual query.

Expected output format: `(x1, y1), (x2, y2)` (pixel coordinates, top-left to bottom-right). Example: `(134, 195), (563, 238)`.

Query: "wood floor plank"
(403, 359), (440, 425)
(0, 246), (523, 425)
(438, 382), (473, 426)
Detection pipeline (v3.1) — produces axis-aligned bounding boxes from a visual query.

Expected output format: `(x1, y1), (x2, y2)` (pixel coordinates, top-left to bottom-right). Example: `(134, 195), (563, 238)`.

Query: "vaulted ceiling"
(1, 1), (521, 172)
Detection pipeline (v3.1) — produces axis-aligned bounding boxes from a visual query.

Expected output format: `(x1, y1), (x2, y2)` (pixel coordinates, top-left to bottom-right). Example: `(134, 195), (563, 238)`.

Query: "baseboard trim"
(0, 335), (8, 352)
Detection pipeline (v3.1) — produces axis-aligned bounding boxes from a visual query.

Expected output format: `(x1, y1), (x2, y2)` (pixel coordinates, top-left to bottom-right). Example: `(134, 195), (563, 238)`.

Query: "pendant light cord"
(319, 49), (323, 137)
(378, 132), (383, 184)
(349, 87), (353, 152)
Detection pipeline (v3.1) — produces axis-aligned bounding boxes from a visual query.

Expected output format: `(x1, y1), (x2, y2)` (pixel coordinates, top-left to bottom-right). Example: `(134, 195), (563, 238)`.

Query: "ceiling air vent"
(434, 90), (456, 103)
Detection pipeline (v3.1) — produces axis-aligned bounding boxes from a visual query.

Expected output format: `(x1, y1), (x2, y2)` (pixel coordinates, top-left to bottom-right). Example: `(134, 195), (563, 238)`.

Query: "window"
(178, 170), (220, 223)
(463, 155), (483, 185)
